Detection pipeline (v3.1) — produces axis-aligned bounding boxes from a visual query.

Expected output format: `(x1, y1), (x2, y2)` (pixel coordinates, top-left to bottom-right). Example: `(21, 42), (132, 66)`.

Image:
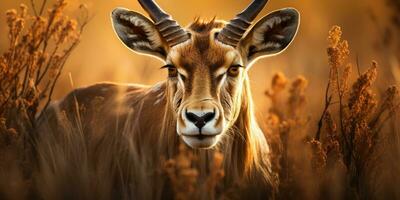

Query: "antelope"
(37, 0), (299, 199)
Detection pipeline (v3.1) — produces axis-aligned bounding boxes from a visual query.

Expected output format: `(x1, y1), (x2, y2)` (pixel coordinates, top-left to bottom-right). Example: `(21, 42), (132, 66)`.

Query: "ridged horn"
(138, 0), (190, 47)
(217, 0), (269, 47)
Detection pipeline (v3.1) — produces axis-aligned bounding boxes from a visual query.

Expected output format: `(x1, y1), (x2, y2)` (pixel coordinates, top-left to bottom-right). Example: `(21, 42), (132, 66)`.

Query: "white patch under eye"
(177, 69), (188, 78)
(218, 73), (227, 88)
(178, 74), (185, 89)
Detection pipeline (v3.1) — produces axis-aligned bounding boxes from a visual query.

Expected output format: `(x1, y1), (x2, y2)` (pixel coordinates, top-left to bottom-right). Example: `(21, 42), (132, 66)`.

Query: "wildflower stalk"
(267, 26), (399, 199)
(315, 81), (333, 140)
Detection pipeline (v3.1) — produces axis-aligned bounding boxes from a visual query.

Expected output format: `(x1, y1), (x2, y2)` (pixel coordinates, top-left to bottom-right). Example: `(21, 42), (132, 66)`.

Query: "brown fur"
(36, 19), (276, 199)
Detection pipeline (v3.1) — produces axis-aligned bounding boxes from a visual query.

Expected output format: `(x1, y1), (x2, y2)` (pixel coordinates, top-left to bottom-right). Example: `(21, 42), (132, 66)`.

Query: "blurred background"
(0, 0), (398, 124)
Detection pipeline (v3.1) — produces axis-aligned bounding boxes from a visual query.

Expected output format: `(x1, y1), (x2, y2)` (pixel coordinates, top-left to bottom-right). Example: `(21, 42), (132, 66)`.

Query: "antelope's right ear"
(238, 8), (299, 64)
(111, 8), (168, 60)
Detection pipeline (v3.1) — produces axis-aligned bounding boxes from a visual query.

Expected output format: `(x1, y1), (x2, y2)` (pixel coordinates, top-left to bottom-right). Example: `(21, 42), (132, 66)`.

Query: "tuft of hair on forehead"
(188, 18), (225, 34)
(176, 18), (231, 68)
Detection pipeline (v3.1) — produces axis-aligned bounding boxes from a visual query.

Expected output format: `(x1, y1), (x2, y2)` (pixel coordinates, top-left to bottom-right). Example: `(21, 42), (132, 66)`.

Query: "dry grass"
(0, 1), (399, 200)
(163, 144), (225, 200)
(0, 0), (88, 198)
(264, 26), (400, 200)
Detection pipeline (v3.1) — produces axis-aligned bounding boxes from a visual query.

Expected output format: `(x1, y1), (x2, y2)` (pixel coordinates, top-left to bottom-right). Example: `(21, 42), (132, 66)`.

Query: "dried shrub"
(163, 144), (225, 200)
(0, 0), (88, 198)
(319, 26), (399, 199)
(266, 26), (400, 200)
(265, 73), (314, 199)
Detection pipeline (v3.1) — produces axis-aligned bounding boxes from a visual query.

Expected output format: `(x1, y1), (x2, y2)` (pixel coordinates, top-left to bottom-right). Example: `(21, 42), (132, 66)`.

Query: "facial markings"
(167, 30), (245, 106)
(162, 20), (256, 146)
(167, 28), (246, 133)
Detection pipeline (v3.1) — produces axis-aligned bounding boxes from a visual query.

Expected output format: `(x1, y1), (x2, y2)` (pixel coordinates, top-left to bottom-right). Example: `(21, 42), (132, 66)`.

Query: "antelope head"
(111, 0), (299, 148)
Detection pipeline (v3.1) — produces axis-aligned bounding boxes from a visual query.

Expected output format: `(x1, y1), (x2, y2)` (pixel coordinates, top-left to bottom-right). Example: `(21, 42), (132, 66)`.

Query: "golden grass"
(0, 0), (88, 198)
(163, 144), (225, 200)
(264, 26), (400, 199)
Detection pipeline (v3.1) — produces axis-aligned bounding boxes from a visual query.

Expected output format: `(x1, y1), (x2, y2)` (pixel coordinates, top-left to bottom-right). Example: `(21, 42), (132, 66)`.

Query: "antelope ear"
(239, 8), (299, 64)
(111, 8), (168, 60)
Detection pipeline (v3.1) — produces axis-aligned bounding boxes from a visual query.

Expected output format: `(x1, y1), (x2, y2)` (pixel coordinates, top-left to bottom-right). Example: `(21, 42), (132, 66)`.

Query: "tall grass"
(264, 26), (400, 200)
(0, 0), (88, 198)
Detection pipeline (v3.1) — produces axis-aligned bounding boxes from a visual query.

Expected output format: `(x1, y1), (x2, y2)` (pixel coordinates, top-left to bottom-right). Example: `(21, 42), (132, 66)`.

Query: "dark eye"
(161, 64), (178, 78)
(227, 65), (242, 77)
(168, 67), (178, 77)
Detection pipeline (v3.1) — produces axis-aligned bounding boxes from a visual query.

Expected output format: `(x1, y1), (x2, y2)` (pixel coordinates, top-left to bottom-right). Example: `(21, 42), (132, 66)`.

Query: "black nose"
(185, 110), (216, 129)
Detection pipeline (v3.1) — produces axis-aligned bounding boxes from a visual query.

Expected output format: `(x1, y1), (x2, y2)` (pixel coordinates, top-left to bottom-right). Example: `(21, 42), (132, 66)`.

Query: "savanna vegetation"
(0, 0), (399, 199)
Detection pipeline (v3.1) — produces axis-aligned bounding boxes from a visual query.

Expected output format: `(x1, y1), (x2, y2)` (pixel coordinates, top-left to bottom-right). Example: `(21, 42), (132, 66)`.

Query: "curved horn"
(138, 0), (189, 47)
(217, 0), (269, 47)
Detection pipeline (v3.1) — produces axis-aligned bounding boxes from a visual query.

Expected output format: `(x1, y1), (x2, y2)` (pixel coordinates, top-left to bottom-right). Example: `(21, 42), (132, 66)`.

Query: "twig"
(315, 81), (333, 140)
(36, 42), (61, 85)
(39, 40), (83, 117)
(356, 54), (361, 76)
(39, 0), (48, 15)
(374, 102), (400, 135)
(30, 0), (48, 17)
(38, 8), (89, 119)
(335, 60), (354, 168)
(30, 0), (39, 17)
(20, 55), (34, 98)
(0, 94), (13, 115)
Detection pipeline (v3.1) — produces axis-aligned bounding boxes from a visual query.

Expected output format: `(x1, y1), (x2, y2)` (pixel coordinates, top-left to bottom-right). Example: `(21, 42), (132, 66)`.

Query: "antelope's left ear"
(111, 8), (168, 60)
(239, 8), (299, 64)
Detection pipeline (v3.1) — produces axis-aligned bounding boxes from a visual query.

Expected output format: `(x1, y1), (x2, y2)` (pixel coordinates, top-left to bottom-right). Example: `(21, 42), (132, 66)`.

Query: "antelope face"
(111, 0), (299, 149)
(166, 30), (241, 148)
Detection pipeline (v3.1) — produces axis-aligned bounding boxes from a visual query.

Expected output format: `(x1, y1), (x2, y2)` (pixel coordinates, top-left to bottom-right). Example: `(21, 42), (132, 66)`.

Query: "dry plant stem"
(315, 81), (332, 140)
(30, 0), (48, 16)
(0, 0), (89, 181)
(336, 66), (349, 155)
(374, 102), (400, 134)
(315, 26), (400, 199)
(40, 18), (89, 120)
(40, 41), (78, 118)
(356, 54), (361, 76)
(369, 86), (399, 129)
